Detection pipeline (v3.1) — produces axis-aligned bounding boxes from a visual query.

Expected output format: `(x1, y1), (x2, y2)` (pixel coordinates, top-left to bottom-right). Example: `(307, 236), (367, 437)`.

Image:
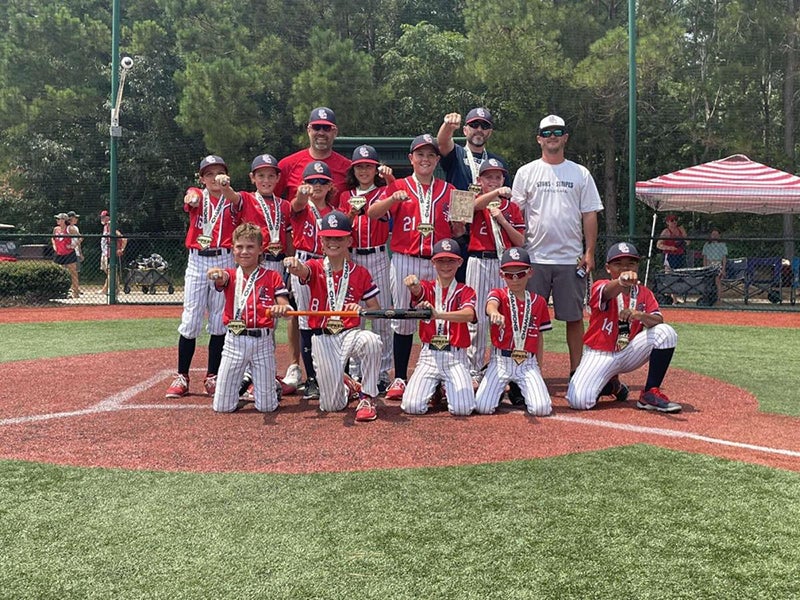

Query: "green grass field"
(1, 317), (799, 599)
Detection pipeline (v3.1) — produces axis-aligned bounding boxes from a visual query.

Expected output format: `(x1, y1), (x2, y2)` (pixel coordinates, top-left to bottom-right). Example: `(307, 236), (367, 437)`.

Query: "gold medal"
(417, 223), (434, 237)
(468, 183), (482, 194)
(326, 317), (344, 334)
(197, 234), (212, 249)
(616, 333), (629, 351)
(349, 197), (367, 211)
(268, 242), (282, 256)
(227, 320), (246, 335)
(487, 200), (501, 210)
(429, 335), (449, 350)
(510, 349), (528, 365)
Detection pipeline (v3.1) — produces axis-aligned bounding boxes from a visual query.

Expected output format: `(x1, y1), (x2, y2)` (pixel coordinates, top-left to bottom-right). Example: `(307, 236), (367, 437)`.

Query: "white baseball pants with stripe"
(291, 250), (317, 330)
(213, 331), (278, 413)
(312, 328), (382, 412)
(389, 254), (435, 336)
(475, 351), (551, 416)
(178, 250), (234, 338)
(351, 250), (393, 381)
(465, 255), (502, 371)
(566, 323), (678, 410)
(401, 345), (475, 416)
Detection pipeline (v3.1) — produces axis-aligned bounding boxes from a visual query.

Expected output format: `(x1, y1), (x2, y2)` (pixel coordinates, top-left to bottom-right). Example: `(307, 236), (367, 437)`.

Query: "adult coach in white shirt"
(511, 114), (603, 375)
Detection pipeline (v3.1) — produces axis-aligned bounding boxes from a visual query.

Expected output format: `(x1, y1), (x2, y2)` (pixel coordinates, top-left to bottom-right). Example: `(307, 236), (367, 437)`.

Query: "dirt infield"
(1, 305), (799, 474)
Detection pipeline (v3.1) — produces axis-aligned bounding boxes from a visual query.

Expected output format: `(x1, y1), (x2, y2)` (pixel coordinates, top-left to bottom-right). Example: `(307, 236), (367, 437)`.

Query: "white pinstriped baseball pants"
(465, 255), (502, 371)
(178, 250), (234, 338)
(475, 351), (551, 416)
(401, 344), (475, 416)
(351, 248), (393, 381)
(566, 323), (678, 410)
(312, 328), (382, 412)
(389, 254), (435, 336)
(213, 330), (278, 413)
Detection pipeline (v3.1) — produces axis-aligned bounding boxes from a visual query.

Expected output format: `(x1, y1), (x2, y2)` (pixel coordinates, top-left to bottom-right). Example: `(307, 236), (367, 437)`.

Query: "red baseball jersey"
(239, 191), (293, 254)
(486, 288), (552, 352)
(583, 280), (661, 352)
(338, 187), (390, 248)
(468, 198), (525, 252)
(300, 259), (379, 330)
(290, 202), (334, 255)
(411, 279), (477, 348)
(382, 176), (456, 257)
(52, 227), (73, 256)
(274, 149), (351, 203)
(183, 187), (240, 250)
(217, 267), (289, 329)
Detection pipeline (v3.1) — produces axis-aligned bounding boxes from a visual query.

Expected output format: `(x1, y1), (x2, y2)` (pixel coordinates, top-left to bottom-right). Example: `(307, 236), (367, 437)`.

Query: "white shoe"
(282, 363), (302, 388)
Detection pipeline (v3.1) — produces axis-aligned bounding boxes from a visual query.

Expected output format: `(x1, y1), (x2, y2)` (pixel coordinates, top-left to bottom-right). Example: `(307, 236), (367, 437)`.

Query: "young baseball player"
(206, 223), (290, 413)
(474, 248), (552, 416)
(283, 211), (383, 422)
(566, 242), (682, 413)
(367, 134), (466, 400)
(466, 158), (526, 382)
(289, 160), (338, 401)
(400, 238), (477, 416)
(166, 155), (240, 398)
(339, 144), (395, 390)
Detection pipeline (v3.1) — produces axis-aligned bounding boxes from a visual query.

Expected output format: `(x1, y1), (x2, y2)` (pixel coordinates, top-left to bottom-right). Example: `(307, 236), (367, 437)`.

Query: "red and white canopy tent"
(635, 154), (800, 281)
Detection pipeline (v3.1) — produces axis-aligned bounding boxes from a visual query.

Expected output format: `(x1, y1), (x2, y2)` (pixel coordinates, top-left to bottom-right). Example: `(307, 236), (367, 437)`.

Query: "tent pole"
(644, 212), (657, 286)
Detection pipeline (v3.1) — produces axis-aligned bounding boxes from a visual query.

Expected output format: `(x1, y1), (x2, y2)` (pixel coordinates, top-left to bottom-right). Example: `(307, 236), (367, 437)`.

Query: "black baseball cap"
(409, 134), (440, 155)
(67, 211), (80, 218)
(302, 161), (332, 181)
(351, 145), (380, 165)
(318, 211), (352, 237)
(309, 107), (336, 126)
(500, 247), (532, 268)
(199, 155), (227, 175)
(465, 107), (493, 126)
(479, 158), (507, 175)
(250, 154), (280, 173)
(606, 242), (640, 263)
(432, 238), (461, 261)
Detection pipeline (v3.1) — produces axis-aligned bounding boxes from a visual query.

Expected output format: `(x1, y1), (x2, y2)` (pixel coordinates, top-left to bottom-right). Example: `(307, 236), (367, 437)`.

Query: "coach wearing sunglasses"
(511, 114), (603, 377)
(274, 107), (351, 203)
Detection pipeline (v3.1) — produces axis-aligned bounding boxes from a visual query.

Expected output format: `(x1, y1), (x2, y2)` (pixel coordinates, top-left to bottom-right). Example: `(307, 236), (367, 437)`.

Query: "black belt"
(499, 349), (533, 359)
(297, 251), (322, 259)
(193, 248), (230, 257)
(354, 246), (387, 256)
(469, 251), (499, 259)
(262, 253), (286, 262)
(230, 328), (270, 337)
(311, 327), (354, 336)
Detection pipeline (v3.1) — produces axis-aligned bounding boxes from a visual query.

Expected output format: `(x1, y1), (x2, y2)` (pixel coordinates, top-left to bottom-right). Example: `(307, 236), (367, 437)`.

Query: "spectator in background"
(656, 214), (688, 304)
(67, 211), (83, 268)
(99, 210), (128, 295)
(52, 213), (80, 297)
(702, 227), (728, 304)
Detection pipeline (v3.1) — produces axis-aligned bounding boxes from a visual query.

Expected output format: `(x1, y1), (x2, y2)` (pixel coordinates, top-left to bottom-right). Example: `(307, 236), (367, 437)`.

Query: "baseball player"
(283, 211), (383, 422)
(474, 248), (552, 416)
(206, 223), (290, 413)
(339, 144), (395, 389)
(166, 155), (240, 398)
(465, 159), (526, 382)
(289, 160), (339, 401)
(566, 242), (682, 413)
(367, 134), (466, 400)
(400, 238), (477, 416)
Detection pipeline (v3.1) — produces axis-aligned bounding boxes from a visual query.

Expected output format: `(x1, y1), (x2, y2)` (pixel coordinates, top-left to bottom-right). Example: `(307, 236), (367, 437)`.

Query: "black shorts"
(54, 251), (78, 265)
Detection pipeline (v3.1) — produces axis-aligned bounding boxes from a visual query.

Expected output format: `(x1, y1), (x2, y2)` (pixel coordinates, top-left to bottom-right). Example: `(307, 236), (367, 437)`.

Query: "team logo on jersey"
(314, 162), (324, 174)
(509, 248), (521, 260)
(358, 146), (370, 158)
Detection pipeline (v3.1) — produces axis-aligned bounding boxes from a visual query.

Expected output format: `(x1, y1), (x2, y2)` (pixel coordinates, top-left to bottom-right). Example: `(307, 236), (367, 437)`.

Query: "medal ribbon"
(434, 280), (456, 337)
(489, 200), (506, 260)
(234, 266), (261, 324)
(202, 189), (227, 244)
(508, 290), (532, 352)
(463, 146), (487, 184)
(411, 175), (433, 227)
(255, 193), (281, 243)
(324, 257), (350, 313)
(615, 285), (638, 346)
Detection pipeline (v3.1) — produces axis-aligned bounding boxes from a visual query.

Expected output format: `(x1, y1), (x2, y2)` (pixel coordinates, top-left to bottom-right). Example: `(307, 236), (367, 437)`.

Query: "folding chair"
(791, 257), (800, 305)
(720, 257), (747, 302)
(744, 257), (782, 304)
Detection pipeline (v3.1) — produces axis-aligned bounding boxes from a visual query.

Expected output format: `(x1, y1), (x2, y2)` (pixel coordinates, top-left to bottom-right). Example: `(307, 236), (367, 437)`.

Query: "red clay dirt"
(1, 305), (799, 474)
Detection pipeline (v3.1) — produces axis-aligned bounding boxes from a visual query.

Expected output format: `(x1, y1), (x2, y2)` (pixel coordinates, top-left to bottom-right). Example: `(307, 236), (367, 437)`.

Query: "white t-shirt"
(511, 158), (603, 264)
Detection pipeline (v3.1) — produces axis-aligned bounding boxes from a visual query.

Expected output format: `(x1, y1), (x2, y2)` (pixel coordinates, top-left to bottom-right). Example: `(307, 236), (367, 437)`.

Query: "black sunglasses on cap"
(468, 120), (492, 130)
(539, 128), (566, 138)
(310, 124), (333, 132)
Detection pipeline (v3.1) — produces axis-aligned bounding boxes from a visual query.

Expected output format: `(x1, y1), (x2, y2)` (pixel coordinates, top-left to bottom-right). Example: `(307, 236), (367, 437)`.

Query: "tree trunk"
(604, 133), (618, 237)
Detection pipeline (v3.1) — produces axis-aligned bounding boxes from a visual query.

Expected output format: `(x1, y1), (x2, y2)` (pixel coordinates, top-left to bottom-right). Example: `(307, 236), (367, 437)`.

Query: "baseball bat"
(273, 308), (432, 320)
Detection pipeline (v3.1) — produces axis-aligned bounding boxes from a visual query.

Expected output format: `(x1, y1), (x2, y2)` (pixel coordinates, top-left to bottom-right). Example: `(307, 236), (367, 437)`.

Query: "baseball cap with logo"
(199, 155), (227, 175)
(351, 145), (379, 165)
(302, 160), (332, 181)
(54, 212), (69, 221)
(432, 238), (462, 261)
(67, 211), (80, 218)
(538, 114), (566, 133)
(409, 134), (440, 155)
(250, 154), (280, 173)
(465, 107), (493, 127)
(500, 247), (532, 269)
(318, 211), (352, 237)
(309, 107), (336, 126)
(479, 158), (508, 175)
(606, 242), (640, 263)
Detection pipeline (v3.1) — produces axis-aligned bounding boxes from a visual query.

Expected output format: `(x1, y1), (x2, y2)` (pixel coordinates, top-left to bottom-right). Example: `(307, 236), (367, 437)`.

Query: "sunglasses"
(539, 128), (566, 138)
(305, 178), (331, 186)
(500, 268), (531, 280)
(468, 121), (492, 130)
(310, 124), (333, 132)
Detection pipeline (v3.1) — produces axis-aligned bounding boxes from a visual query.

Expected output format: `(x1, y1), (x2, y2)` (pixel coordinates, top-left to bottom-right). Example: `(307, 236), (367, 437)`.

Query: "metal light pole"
(108, 0), (132, 304)
(628, 0), (638, 238)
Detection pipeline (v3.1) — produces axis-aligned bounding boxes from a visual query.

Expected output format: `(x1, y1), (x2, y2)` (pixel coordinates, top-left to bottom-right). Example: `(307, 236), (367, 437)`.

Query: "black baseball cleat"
(302, 378), (320, 401)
